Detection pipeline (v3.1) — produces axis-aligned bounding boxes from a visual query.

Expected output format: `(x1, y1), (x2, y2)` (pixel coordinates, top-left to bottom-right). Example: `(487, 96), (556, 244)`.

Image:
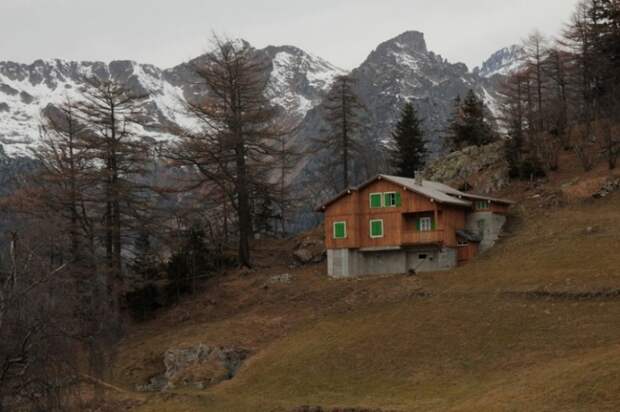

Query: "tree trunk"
(236, 143), (252, 267)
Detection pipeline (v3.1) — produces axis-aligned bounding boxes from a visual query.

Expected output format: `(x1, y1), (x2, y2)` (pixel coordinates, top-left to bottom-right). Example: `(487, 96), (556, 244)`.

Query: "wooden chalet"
(316, 174), (513, 277)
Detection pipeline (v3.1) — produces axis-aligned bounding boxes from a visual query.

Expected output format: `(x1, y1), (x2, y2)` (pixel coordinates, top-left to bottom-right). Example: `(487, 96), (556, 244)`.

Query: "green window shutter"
(432, 217), (437, 230)
(395, 192), (402, 207)
(370, 220), (383, 237)
(416, 218), (421, 231)
(333, 222), (346, 239)
(370, 193), (382, 208)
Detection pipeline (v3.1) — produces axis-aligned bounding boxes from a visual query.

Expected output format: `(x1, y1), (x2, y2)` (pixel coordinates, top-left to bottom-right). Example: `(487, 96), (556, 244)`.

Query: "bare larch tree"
(314, 74), (365, 191)
(168, 37), (288, 267)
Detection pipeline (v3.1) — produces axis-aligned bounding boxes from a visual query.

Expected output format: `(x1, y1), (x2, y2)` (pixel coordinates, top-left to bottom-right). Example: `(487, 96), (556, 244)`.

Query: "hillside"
(103, 156), (620, 412)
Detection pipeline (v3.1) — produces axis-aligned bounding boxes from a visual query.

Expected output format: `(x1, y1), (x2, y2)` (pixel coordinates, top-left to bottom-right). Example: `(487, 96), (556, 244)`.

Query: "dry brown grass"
(110, 158), (620, 412)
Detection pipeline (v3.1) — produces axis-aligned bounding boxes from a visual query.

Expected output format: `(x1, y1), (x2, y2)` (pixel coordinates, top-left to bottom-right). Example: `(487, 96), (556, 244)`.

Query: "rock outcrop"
(293, 232), (326, 264)
(137, 344), (249, 392)
(592, 177), (620, 199)
(423, 141), (510, 193)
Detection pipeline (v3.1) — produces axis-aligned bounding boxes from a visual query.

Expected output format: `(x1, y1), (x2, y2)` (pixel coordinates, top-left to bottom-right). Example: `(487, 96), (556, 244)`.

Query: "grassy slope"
(116, 165), (620, 412)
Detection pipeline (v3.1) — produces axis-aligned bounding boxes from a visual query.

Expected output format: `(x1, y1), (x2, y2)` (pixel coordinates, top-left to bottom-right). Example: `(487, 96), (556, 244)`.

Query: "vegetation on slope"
(109, 163), (620, 412)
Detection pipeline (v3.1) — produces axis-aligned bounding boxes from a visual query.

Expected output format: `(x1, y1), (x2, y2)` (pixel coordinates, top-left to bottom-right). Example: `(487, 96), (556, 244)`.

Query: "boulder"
(293, 238), (326, 264)
(136, 344), (249, 392)
(293, 248), (314, 263)
(423, 141), (510, 193)
(269, 273), (293, 284)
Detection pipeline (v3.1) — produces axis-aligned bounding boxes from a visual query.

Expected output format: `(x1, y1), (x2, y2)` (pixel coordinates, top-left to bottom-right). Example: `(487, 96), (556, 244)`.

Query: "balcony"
(403, 205), (436, 214)
(401, 229), (445, 246)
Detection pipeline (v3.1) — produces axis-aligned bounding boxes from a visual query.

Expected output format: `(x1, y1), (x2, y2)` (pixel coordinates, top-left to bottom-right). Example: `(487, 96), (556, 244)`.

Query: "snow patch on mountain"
(0, 59), (191, 156)
(265, 46), (346, 117)
(0, 43), (344, 157)
(475, 45), (525, 78)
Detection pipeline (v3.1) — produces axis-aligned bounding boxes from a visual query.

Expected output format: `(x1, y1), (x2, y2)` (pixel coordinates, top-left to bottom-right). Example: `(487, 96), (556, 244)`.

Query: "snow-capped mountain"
(0, 44), (344, 157)
(1, 32), (519, 165)
(474, 45), (525, 78)
(294, 31), (504, 163)
(264, 45), (346, 117)
(0, 59), (190, 156)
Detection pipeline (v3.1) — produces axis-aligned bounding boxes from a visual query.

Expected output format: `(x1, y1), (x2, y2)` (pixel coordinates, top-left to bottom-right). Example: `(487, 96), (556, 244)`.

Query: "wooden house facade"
(317, 175), (513, 278)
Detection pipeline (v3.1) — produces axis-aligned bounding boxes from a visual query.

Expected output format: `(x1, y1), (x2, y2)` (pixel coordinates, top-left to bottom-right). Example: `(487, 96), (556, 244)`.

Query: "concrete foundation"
(465, 212), (507, 252)
(327, 247), (457, 278)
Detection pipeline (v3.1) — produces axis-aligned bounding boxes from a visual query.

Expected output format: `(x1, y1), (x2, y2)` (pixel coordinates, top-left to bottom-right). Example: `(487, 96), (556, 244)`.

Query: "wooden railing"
(403, 205), (436, 214)
(401, 229), (445, 245)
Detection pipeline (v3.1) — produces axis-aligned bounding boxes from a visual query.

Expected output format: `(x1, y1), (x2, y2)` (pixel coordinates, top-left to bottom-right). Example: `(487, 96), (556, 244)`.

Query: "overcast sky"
(1, 0), (580, 70)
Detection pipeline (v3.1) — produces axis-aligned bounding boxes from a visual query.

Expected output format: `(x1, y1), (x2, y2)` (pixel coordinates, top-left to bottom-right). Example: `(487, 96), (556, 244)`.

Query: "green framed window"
(333, 221), (347, 239)
(384, 192), (402, 208)
(476, 200), (490, 210)
(417, 216), (435, 232)
(370, 219), (384, 238)
(369, 193), (382, 208)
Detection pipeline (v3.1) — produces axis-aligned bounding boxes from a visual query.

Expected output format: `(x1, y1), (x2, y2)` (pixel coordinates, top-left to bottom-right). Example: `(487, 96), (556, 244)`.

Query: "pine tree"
(390, 102), (427, 177)
(446, 89), (496, 150)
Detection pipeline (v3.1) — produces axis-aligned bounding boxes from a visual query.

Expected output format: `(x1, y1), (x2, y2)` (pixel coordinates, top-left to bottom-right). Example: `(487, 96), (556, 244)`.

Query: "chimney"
(415, 171), (423, 186)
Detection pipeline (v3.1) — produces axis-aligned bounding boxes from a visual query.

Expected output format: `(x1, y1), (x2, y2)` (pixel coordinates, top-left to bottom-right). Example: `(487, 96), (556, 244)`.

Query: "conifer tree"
(390, 102), (427, 177)
(446, 89), (496, 150)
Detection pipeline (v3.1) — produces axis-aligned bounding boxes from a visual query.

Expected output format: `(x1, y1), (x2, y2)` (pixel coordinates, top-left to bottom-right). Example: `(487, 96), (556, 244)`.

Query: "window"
(370, 193), (383, 208)
(476, 200), (490, 210)
(333, 221), (347, 239)
(418, 254), (428, 259)
(384, 192), (401, 208)
(419, 217), (433, 232)
(369, 219), (384, 238)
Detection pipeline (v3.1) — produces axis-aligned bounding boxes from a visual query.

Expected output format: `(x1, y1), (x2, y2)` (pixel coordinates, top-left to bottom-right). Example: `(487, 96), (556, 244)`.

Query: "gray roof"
(381, 175), (515, 205)
(317, 174), (514, 211)
(379, 175), (472, 207)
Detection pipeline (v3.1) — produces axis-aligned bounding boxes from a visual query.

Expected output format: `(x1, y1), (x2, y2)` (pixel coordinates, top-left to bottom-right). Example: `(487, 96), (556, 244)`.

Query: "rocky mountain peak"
(262, 44), (346, 117)
(475, 44), (525, 78)
(359, 30), (447, 78)
(377, 31), (428, 55)
(347, 30), (484, 157)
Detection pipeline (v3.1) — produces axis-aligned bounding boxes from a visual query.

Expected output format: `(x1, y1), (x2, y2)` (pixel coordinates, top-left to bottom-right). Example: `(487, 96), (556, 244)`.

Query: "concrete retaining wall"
(465, 211), (507, 252)
(327, 247), (457, 278)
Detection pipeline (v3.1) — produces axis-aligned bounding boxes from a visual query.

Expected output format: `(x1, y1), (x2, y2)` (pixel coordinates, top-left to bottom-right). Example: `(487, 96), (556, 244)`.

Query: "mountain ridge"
(0, 32), (523, 159)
